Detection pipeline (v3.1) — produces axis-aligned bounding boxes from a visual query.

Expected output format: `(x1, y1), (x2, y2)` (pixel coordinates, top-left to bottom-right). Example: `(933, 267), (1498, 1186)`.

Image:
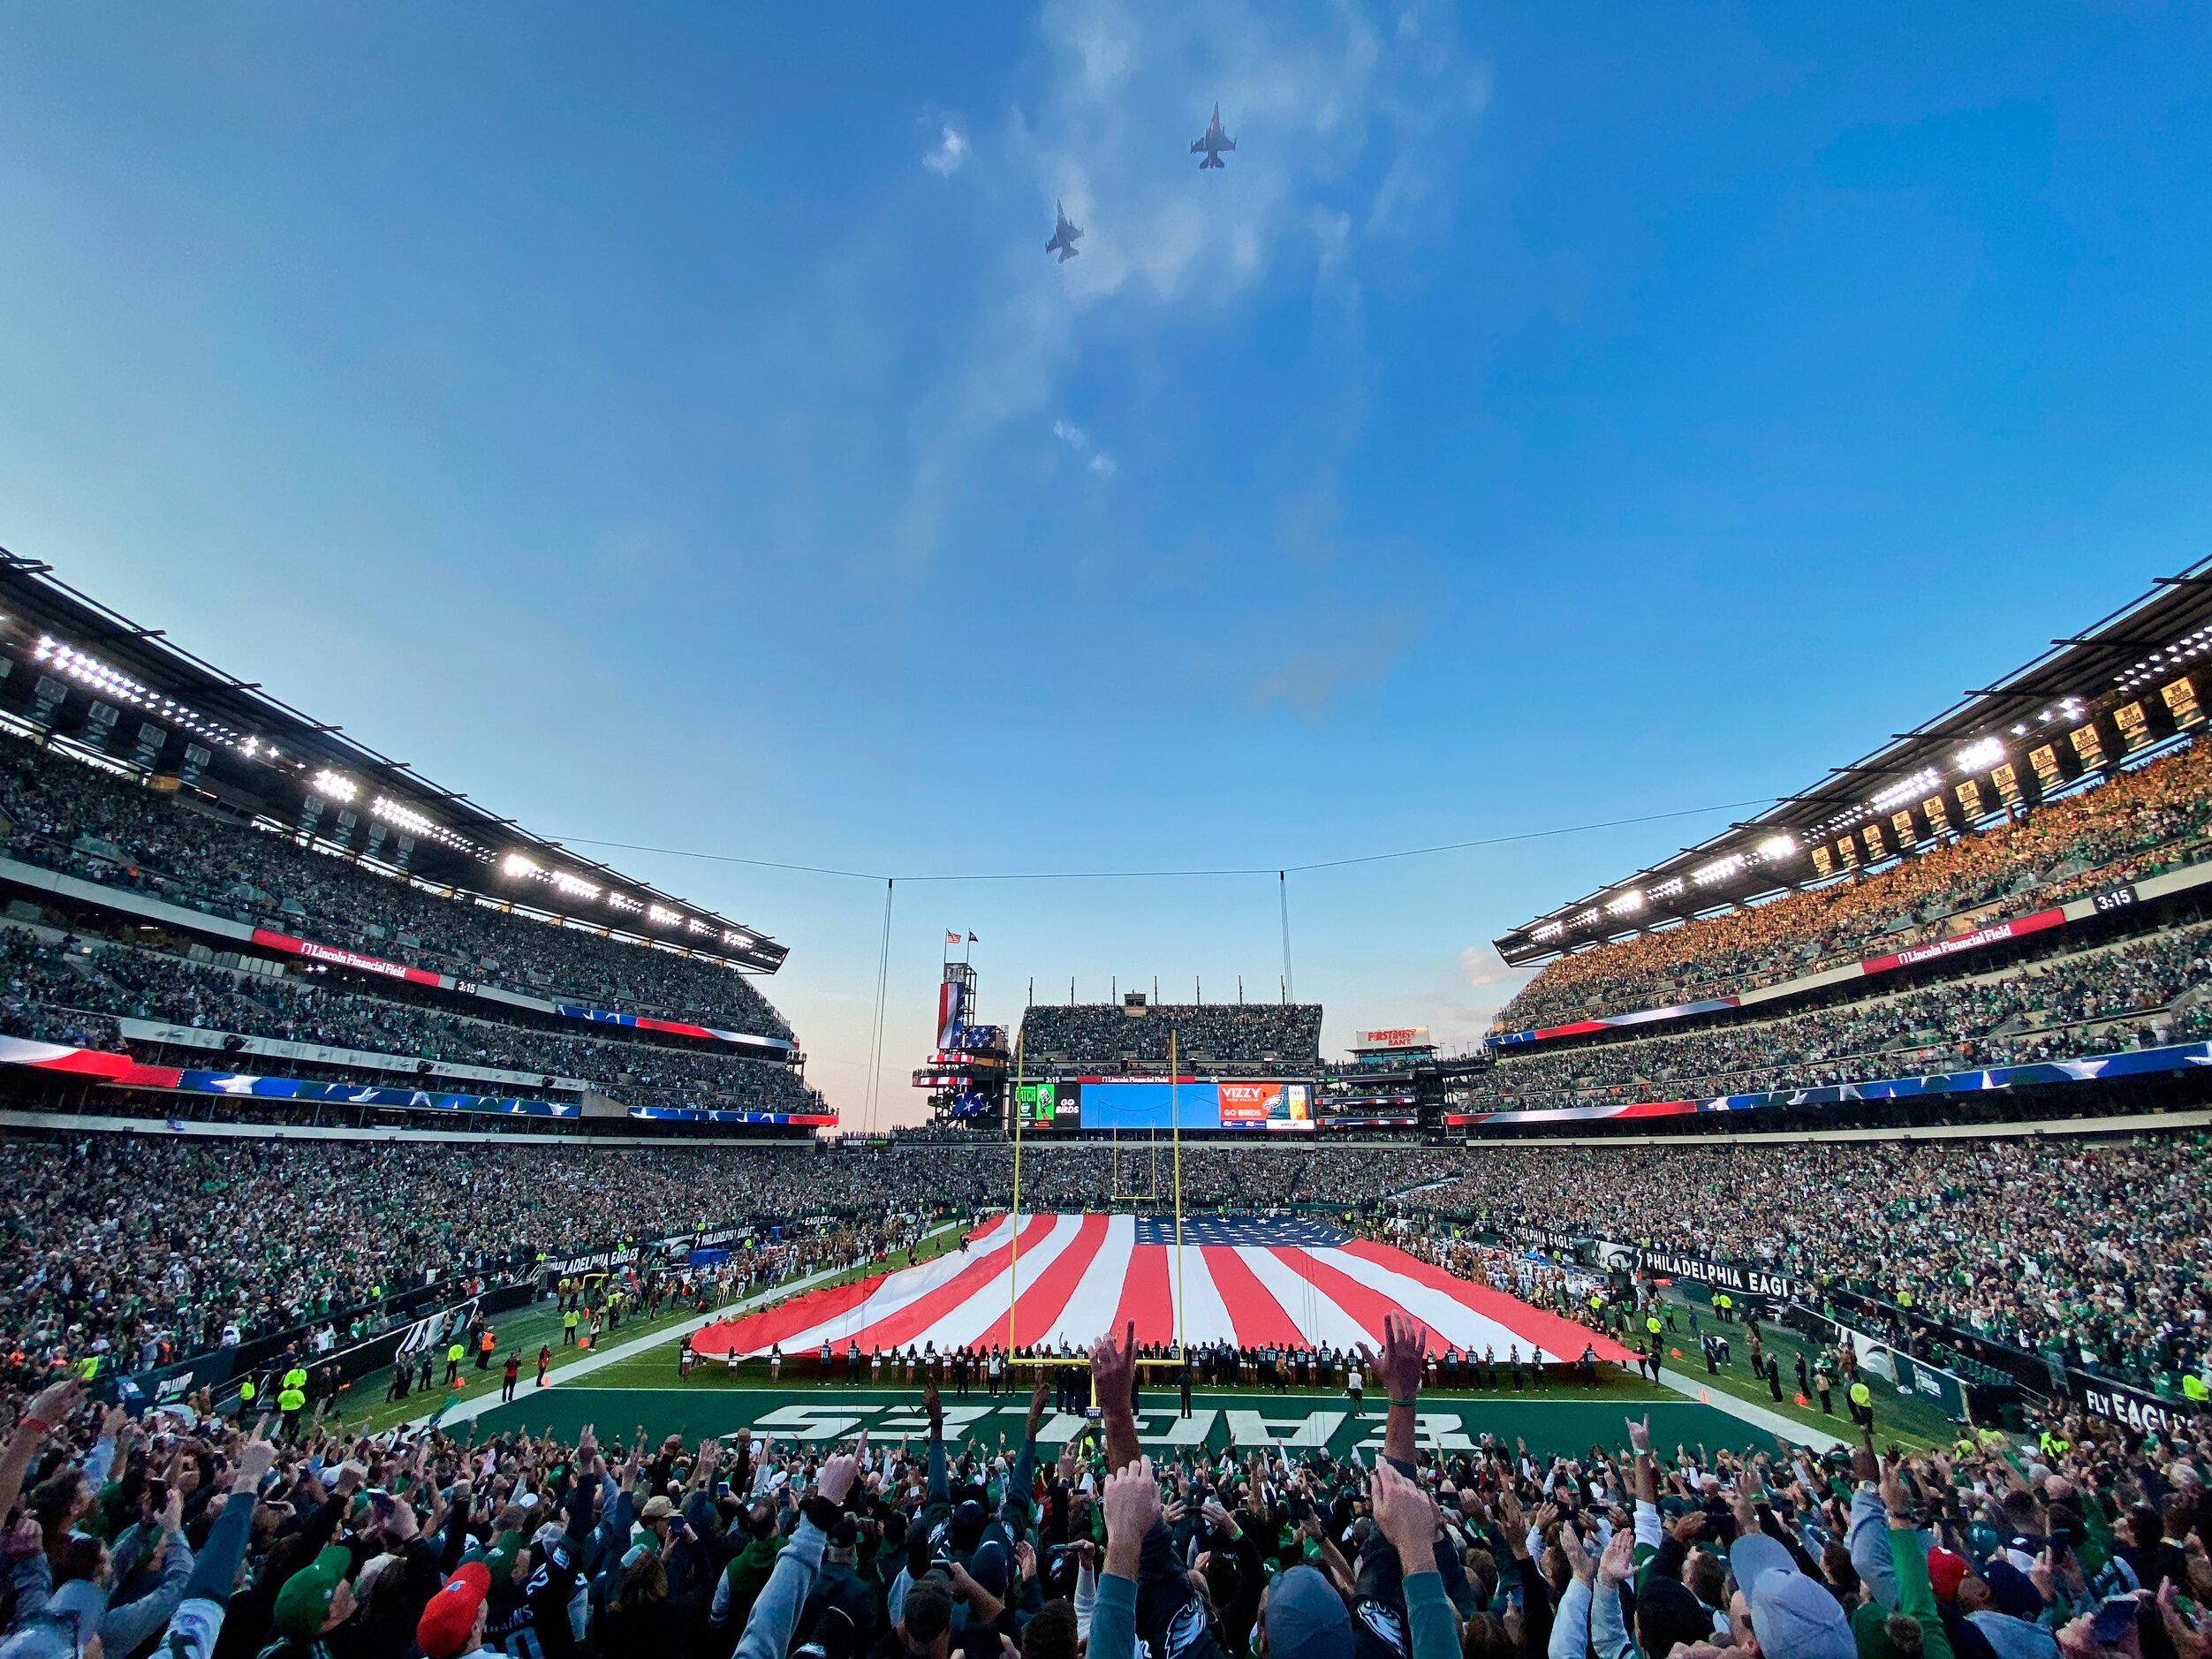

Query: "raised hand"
(1598, 1527), (1635, 1587)
(1102, 1456), (1161, 1565)
(1090, 1322), (1137, 1416)
(24, 1378), (86, 1431)
(816, 1431), (867, 1505)
(1495, 1484), (1526, 1537)
(1559, 1522), (1595, 1584)
(1371, 1458), (1440, 1564)
(233, 1422), (277, 1492)
(1374, 1312), (1428, 1404)
(1879, 1455), (1913, 1523)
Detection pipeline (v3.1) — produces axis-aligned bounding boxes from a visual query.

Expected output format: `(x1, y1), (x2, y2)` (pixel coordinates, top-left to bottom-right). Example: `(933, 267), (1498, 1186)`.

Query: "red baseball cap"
(416, 1561), (491, 1658)
(1926, 1547), (1968, 1602)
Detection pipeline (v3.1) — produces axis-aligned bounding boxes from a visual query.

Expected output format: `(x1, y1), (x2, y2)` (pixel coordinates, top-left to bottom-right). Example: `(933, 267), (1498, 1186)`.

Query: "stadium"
(0, 543), (2205, 1648)
(3, 15), (2208, 1659)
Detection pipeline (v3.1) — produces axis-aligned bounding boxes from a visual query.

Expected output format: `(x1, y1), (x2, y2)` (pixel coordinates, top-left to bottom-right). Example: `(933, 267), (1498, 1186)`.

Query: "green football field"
(461, 1383), (1772, 1464)
(349, 1218), (1959, 1454)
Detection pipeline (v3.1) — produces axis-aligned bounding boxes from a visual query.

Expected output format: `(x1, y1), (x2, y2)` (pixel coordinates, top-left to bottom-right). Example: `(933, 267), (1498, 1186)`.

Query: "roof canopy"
(1496, 557), (2212, 966)
(0, 551), (785, 973)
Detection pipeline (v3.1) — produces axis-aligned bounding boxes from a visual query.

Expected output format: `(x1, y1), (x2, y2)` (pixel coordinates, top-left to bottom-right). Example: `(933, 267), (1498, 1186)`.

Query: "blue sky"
(2, 2), (2207, 1124)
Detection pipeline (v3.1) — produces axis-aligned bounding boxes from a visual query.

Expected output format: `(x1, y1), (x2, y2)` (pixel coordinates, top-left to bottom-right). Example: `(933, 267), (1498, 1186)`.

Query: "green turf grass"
(331, 1223), (968, 1437)
(462, 1384), (1776, 1466)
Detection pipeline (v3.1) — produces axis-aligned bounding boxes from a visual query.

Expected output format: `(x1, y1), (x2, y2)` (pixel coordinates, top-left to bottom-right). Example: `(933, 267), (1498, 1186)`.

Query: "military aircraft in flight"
(1046, 200), (1084, 261)
(1191, 103), (1236, 169)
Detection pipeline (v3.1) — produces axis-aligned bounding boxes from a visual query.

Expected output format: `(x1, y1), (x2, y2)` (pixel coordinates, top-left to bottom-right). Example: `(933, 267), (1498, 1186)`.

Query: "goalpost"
(1007, 1025), (1186, 1376)
(1108, 1127), (1163, 1203)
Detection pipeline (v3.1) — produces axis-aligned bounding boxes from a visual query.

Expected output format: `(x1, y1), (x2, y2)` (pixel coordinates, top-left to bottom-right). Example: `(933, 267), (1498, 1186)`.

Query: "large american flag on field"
(692, 1214), (1634, 1363)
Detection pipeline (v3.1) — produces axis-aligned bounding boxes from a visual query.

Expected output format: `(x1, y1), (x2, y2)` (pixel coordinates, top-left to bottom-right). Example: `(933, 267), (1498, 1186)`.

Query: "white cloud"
(1460, 943), (1534, 995)
(885, 0), (1488, 566)
(1053, 417), (1117, 478)
(922, 120), (970, 176)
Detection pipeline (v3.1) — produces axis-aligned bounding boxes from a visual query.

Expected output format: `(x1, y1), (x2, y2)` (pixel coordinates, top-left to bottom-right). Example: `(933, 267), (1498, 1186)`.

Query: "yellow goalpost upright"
(1004, 1025), (1186, 1384)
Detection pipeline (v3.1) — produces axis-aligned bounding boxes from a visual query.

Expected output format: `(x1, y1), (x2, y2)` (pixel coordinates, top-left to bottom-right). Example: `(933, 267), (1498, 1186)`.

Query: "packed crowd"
(0, 1140), (922, 1385)
(1503, 739), (2212, 1032)
(0, 733), (792, 1035)
(0, 928), (822, 1111)
(1413, 1135), (2212, 1396)
(3, 1317), (2207, 1659)
(1466, 924), (2212, 1110)
(1017, 1004), (1323, 1069)
(8, 1125), (2205, 1398)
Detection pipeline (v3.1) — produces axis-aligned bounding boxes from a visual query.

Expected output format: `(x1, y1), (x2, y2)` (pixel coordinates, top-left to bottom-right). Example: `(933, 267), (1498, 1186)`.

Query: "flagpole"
(1007, 1024), (1024, 1360)
(1170, 1027), (1184, 1360)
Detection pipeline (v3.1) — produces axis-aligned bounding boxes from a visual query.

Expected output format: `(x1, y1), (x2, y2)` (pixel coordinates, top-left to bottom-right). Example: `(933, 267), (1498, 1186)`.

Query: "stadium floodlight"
(1604, 890), (1643, 916)
(1756, 833), (1798, 860)
(1572, 906), (1601, 927)
(1953, 737), (2005, 773)
(1693, 853), (1745, 886)
(1867, 768), (1940, 814)
(371, 798), (430, 836)
(648, 904), (684, 927)
(722, 928), (753, 946)
(310, 769), (359, 803)
(607, 892), (642, 913)
(34, 636), (246, 748)
(549, 871), (600, 900)
(501, 852), (540, 880)
(1529, 920), (1564, 943)
(369, 795), (482, 856)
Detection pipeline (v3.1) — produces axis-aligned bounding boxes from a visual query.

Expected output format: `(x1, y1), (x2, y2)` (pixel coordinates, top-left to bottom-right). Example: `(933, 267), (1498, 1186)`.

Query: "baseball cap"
(799, 1603), (863, 1659)
(1981, 1561), (2042, 1624)
(640, 1496), (677, 1521)
(1926, 1547), (1969, 1602)
(1265, 1564), (1354, 1659)
(271, 1546), (353, 1638)
(949, 1498), (988, 1549)
(965, 1538), (1010, 1598)
(1730, 1533), (1855, 1659)
(417, 1562), (492, 1659)
(1638, 1574), (1720, 1657)
(483, 1529), (526, 1583)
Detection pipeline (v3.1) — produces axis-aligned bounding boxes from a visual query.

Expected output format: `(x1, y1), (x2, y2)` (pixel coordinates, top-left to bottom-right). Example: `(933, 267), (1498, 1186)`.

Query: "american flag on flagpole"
(693, 1214), (1633, 1363)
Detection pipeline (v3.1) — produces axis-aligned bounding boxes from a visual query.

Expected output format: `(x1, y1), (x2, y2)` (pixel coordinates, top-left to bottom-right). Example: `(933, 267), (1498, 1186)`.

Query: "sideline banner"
(1593, 1243), (1811, 1302)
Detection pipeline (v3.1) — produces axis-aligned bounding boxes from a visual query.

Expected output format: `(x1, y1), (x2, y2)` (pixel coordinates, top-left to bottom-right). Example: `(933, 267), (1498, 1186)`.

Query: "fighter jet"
(1191, 102), (1236, 169)
(1046, 200), (1084, 261)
